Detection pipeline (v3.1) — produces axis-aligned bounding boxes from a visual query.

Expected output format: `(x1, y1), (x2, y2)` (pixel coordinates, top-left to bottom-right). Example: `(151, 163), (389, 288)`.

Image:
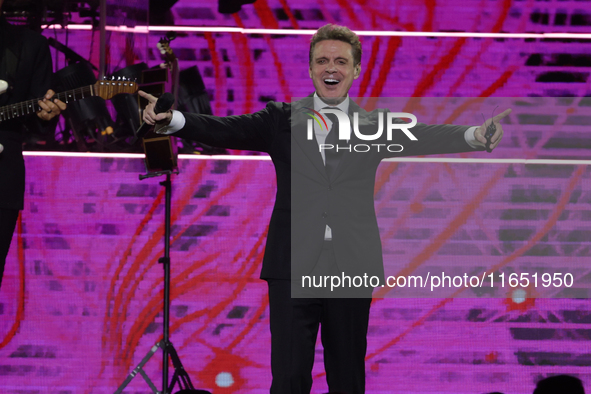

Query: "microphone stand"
(113, 169), (197, 394)
(114, 31), (206, 394)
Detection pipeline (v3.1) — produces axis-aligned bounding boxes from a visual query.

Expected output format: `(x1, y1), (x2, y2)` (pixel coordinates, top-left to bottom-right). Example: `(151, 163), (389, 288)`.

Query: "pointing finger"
(492, 108), (512, 123)
(139, 90), (158, 103)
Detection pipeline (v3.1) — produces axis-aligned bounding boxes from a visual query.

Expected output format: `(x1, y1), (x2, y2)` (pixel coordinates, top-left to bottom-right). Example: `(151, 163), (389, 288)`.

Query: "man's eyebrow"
(314, 56), (349, 62)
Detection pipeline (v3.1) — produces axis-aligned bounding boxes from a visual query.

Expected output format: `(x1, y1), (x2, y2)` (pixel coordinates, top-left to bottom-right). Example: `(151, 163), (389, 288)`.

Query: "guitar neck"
(0, 84), (96, 122)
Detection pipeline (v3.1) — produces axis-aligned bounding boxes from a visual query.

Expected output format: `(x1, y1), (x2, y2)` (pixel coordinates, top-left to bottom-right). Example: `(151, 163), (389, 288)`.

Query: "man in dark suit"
(140, 24), (509, 393)
(0, 2), (66, 288)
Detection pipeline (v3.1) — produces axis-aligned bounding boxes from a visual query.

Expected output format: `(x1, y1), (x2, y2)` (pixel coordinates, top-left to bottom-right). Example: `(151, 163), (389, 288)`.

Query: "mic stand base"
(112, 340), (196, 394)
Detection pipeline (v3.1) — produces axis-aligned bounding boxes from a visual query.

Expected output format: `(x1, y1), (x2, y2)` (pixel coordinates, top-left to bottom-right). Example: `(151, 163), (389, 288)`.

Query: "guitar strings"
(0, 86), (93, 120)
(0, 81), (136, 121)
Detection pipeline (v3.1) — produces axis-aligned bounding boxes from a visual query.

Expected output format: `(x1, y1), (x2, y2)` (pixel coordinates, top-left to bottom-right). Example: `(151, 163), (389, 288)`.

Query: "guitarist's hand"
(139, 90), (173, 126)
(37, 90), (66, 121)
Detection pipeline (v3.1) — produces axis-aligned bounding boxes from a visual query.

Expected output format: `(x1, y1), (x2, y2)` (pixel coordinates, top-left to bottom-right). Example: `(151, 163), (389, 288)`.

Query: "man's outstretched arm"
(139, 90), (282, 153)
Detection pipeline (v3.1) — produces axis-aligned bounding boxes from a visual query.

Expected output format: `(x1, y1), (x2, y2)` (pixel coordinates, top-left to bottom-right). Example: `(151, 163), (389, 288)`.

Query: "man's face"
(309, 39), (360, 104)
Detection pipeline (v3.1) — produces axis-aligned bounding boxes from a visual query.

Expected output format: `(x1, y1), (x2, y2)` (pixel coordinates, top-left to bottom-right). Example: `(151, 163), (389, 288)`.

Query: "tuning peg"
(165, 31), (176, 41)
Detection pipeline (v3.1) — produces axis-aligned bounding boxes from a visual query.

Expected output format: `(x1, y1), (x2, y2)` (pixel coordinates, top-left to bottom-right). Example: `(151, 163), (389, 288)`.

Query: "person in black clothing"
(140, 24), (509, 394)
(0, 0), (66, 288)
(533, 375), (585, 394)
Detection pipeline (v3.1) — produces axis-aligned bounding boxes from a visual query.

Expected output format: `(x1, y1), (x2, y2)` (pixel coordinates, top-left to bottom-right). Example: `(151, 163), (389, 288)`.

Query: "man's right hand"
(139, 90), (173, 126)
(474, 108), (511, 151)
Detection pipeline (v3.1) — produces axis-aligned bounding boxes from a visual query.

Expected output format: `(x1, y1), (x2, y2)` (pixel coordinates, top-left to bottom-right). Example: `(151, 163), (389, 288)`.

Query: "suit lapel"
(291, 97), (328, 181)
(329, 100), (372, 182)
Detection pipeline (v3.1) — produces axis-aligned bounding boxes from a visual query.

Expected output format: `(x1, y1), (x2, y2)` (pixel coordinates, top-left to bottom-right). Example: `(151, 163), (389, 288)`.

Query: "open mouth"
(324, 78), (340, 86)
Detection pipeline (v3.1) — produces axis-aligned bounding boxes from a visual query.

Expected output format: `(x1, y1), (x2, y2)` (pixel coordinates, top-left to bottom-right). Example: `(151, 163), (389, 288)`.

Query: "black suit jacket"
(0, 17), (54, 210)
(174, 97), (479, 281)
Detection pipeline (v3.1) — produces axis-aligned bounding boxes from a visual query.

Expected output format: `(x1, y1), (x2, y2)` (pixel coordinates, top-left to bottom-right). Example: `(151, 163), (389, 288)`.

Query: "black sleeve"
(386, 122), (481, 158)
(23, 34), (56, 135)
(0, 26), (55, 137)
(172, 101), (286, 153)
(28, 35), (54, 98)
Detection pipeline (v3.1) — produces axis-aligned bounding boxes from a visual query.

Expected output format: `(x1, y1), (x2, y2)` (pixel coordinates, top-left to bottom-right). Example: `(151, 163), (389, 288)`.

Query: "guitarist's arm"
(11, 34), (66, 144)
(28, 33), (66, 124)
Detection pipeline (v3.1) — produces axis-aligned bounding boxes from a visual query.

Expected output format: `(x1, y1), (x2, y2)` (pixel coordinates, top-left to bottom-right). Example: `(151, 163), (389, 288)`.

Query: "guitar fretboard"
(0, 85), (95, 122)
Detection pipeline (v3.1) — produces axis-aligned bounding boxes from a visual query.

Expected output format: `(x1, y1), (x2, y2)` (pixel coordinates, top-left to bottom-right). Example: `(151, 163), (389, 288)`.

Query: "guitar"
(0, 78), (138, 122)
(157, 32), (179, 104)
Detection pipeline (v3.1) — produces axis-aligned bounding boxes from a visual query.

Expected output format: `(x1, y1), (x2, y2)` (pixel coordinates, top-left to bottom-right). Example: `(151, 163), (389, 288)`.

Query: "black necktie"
(323, 108), (343, 179)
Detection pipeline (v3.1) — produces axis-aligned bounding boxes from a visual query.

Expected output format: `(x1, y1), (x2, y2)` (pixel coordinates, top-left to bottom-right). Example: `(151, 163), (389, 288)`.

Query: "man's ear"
(309, 66), (312, 79)
(354, 64), (361, 79)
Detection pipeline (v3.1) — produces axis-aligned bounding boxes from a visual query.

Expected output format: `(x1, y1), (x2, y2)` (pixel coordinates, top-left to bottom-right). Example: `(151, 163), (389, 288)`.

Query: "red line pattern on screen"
(232, 14), (256, 115)
(366, 165), (585, 369)
(0, 214), (26, 350)
(204, 32), (226, 116)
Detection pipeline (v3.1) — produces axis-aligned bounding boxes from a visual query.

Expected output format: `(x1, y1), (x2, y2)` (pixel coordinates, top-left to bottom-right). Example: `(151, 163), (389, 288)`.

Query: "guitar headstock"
(94, 78), (139, 100)
(157, 31), (178, 70)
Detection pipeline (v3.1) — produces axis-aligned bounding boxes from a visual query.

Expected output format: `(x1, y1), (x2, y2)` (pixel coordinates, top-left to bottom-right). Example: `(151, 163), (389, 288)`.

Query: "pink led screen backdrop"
(1, 151), (591, 394)
(2, 0), (591, 392)
(41, 0), (591, 116)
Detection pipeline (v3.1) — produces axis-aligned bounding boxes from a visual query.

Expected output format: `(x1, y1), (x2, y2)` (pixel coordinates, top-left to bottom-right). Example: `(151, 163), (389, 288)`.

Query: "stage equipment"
(178, 66), (211, 115)
(149, 0), (178, 25)
(48, 37), (99, 71)
(111, 63), (148, 138)
(136, 93), (177, 172)
(55, 62), (117, 150)
(3, 0), (99, 31)
(176, 66), (226, 155)
(218, 0), (256, 14)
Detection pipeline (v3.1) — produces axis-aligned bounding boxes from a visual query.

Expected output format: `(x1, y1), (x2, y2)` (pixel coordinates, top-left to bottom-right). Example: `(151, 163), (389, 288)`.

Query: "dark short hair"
(309, 24), (361, 66)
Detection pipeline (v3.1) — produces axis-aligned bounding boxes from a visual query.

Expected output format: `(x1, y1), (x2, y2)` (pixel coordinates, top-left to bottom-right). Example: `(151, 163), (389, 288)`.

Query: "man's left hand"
(37, 90), (66, 121)
(474, 108), (512, 151)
